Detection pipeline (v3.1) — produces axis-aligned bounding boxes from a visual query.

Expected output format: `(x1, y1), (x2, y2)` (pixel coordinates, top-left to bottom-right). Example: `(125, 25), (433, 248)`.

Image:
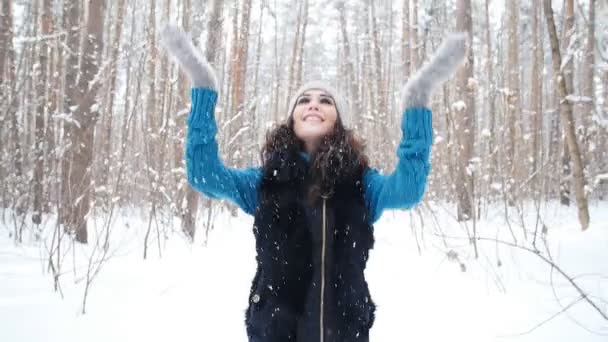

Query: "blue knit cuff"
(402, 107), (433, 144)
(186, 87), (218, 129)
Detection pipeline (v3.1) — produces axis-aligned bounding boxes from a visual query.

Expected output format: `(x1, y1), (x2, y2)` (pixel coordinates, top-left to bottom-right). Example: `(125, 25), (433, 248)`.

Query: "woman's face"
(292, 89), (338, 152)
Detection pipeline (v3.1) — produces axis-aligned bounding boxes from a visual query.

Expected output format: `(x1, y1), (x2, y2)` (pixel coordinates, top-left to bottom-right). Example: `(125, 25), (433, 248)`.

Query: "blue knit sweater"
(185, 87), (433, 223)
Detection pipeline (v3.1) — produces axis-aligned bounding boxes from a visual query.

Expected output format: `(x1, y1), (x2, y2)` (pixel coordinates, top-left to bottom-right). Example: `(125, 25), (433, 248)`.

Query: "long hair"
(260, 115), (369, 201)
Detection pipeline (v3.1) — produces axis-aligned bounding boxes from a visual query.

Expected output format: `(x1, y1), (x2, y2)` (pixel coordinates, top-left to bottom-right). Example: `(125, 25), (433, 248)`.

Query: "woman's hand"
(400, 33), (468, 109)
(159, 24), (218, 90)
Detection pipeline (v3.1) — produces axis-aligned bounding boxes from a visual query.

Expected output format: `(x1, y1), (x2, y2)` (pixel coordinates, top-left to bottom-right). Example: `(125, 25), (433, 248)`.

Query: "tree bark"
(0, 0), (11, 87)
(287, 1), (304, 96)
(64, 0), (106, 243)
(157, 0), (172, 208)
(295, 0), (308, 89)
(531, 0), (544, 196)
(232, 0), (252, 128)
(251, 0), (264, 163)
(337, 1), (360, 116)
(145, 0), (158, 178)
(484, 0), (497, 198)
(33, 0), (53, 224)
(410, 0), (419, 71)
(100, 0), (126, 201)
(543, 0), (590, 230)
(60, 0), (80, 226)
(455, 0), (475, 221)
(206, 0), (224, 64)
(402, 0), (411, 80)
(580, 0), (595, 168)
(362, 0), (376, 153)
(44, 18), (60, 213)
(370, 0), (386, 120)
(559, 0), (575, 205)
(177, 0), (198, 240)
(1, 0), (24, 210)
(505, 0), (520, 204)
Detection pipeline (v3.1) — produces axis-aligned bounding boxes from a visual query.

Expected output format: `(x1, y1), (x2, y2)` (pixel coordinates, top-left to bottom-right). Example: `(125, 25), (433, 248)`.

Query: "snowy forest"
(1, 0), (608, 341)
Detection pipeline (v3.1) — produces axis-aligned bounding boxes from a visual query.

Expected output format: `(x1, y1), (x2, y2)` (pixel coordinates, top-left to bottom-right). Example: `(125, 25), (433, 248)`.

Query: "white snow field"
(1, 200), (607, 341)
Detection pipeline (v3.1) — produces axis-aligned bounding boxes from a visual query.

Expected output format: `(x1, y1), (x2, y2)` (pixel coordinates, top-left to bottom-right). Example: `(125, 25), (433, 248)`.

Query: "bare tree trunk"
(455, 0), (475, 221)
(295, 0), (308, 89)
(271, 0), (281, 122)
(145, 0), (158, 182)
(0, 0), (7, 191)
(224, 1), (238, 125)
(206, 0), (224, 64)
(558, 0), (576, 205)
(362, 1), (376, 157)
(336, 2), (359, 118)
(531, 0), (544, 196)
(100, 0), (126, 205)
(580, 0), (595, 168)
(369, 0), (393, 167)
(140, 0), (161, 225)
(287, 1), (304, 96)
(543, 0), (590, 230)
(402, 0), (411, 80)
(385, 0), (395, 132)
(0, 0), (11, 89)
(484, 0), (497, 199)
(60, 0), (80, 226)
(32, 0), (53, 224)
(64, 0), (106, 243)
(204, 0), (224, 232)
(157, 0), (172, 209)
(204, 0), (225, 144)
(505, 0), (520, 205)
(251, 0), (264, 162)
(175, 0), (198, 240)
(231, 0), (252, 166)
(1, 0), (24, 211)
(116, 0), (139, 205)
(410, 0), (419, 71)
(44, 21), (60, 214)
(600, 68), (608, 199)
(601, 68), (608, 199)
(25, 2), (39, 163)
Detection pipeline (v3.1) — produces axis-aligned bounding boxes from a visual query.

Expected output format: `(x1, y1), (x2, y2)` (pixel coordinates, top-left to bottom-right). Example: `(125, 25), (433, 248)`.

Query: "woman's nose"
(308, 98), (320, 110)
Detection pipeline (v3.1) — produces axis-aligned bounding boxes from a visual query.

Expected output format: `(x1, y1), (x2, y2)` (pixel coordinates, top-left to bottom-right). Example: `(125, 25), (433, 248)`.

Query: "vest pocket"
(245, 282), (298, 341)
(335, 269), (376, 339)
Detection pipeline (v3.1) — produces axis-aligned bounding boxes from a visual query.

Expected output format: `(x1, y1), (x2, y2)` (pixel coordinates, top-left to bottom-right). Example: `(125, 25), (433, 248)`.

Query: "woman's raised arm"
(364, 33), (469, 223)
(160, 25), (261, 215)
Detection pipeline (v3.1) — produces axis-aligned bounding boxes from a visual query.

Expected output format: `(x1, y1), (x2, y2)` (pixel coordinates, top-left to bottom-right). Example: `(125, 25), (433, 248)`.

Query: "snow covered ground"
(1, 201), (607, 342)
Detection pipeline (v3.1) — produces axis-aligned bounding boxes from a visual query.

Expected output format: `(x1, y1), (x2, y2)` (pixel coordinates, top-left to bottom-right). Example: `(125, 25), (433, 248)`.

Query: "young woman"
(161, 25), (467, 342)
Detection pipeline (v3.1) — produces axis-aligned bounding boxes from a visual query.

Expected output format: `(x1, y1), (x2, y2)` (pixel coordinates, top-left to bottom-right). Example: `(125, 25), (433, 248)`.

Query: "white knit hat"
(286, 81), (351, 128)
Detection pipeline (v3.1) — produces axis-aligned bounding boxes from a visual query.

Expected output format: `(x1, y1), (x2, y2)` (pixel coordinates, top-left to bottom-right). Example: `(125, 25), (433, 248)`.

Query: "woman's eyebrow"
(298, 92), (333, 100)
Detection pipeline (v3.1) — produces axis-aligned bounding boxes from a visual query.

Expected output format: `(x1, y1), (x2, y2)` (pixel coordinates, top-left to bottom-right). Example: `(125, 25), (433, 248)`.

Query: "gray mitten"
(159, 24), (219, 90)
(400, 33), (468, 109)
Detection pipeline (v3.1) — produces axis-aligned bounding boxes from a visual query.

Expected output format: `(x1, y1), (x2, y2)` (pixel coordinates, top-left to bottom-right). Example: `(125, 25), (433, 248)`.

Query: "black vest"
(245, 151), (376, 342)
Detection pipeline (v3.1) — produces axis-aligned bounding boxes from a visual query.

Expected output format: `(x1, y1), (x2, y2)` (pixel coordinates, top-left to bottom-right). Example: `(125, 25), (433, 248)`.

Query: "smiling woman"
(160, 24), (467, 342)
(292, 89), (339, 154)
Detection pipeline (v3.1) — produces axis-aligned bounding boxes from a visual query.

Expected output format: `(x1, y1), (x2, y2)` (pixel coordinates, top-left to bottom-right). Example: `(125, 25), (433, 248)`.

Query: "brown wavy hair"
(260, 115), (369, 201)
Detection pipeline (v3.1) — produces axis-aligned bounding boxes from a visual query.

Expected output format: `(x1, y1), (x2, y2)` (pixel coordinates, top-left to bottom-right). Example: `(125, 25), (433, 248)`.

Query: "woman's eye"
(297, 97), (310, 105)
(321, 98), (333, 105)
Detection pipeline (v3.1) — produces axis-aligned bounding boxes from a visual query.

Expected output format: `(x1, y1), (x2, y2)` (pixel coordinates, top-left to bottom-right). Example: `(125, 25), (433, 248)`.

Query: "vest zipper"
(320, 197), (327, 342)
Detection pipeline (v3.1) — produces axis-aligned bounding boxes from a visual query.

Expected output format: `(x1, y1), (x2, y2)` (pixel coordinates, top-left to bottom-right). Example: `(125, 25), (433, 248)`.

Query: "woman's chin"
(298, 127), (330, 140)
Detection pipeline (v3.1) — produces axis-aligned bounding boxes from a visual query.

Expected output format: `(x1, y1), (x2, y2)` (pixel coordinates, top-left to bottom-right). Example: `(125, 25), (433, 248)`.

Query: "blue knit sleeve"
(363, 107), (433, 223)
(185, 87), (262, 215)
